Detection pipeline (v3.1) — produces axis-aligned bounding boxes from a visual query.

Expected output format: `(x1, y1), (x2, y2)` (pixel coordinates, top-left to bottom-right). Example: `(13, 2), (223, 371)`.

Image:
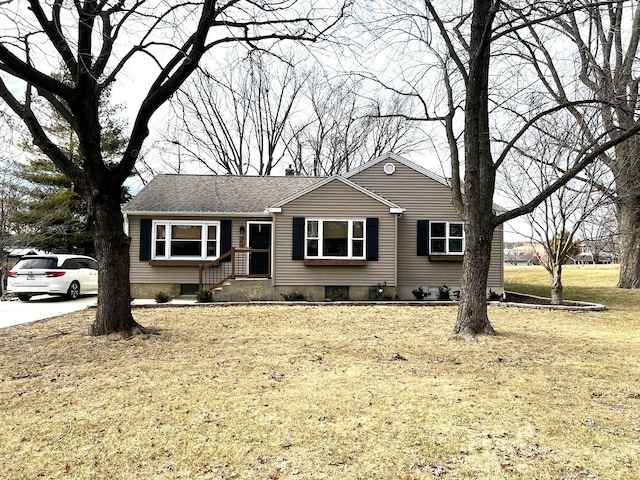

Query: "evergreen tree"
(12, 80), (127, 255)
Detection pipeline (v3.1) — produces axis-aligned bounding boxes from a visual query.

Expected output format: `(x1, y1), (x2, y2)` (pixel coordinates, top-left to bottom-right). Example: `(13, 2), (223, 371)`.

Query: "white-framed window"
(305, 219), (366, 259)
(152, 221), (220, 259)
(430, 221), (464, 254)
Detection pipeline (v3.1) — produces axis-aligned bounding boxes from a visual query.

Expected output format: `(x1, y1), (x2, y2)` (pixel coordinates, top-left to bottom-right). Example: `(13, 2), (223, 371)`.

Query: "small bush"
(371, 291), (395, 300)
(195, 288), (214, 303)
(328, 289), (350, 301)
(281, 291), (307, 301)
(488, 289), (502, 301)
(412, 286), (426, 300)
(437, 285), (451, 301)
(154, 291), (173, 303)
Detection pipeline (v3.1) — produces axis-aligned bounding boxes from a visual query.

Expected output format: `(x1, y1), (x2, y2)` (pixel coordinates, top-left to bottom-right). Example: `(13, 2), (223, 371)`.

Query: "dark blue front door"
(249, 223), (271, 275)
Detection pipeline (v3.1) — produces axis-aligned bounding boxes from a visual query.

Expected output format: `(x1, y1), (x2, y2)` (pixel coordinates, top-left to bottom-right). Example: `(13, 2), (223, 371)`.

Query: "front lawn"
(1, 265), (638, 479)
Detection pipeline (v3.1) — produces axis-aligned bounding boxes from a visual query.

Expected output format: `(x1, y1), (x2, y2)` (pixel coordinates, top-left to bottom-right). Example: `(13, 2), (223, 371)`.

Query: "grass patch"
(505, 264), (640, 309)
(1, 266), (639, 478)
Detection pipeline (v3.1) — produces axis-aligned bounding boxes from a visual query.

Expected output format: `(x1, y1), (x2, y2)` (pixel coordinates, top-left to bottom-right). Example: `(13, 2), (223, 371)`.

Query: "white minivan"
(7, 254), (99, 301)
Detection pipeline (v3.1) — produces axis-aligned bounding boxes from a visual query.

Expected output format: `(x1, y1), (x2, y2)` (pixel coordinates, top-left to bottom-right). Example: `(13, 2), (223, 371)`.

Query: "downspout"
(394, 213), (398, 293)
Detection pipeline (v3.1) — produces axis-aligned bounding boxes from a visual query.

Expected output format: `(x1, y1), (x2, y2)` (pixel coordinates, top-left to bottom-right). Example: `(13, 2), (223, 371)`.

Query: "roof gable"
(344, 152), (450, 187)
(267, 175), (404, 213)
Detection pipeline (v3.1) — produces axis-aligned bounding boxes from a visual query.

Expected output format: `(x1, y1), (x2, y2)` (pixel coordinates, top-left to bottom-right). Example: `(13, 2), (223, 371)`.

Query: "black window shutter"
(292, 217), (305, 260)
(221, 219), (232, 262)
(366, 217), (379, 261)
(140, 219), (152, 261)
(417, 220), (430, 256)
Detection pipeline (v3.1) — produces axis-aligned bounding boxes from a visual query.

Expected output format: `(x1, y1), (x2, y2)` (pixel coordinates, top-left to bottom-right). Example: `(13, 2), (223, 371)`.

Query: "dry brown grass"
(1, 268), (639, 479)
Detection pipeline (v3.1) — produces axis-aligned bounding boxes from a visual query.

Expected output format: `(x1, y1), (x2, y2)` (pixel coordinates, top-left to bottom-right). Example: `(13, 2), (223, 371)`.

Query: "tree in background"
(502, 115), (613, 304)
(287, 74), (422, 175)
(11, 79), (127, 255)
(11, 158), (92, 254)
(538, 231), (581, 305)
(0, 160), (19, 255)
(169, 51), (308, 175)
(578, 203), (619, 264)
(0, 1), (348, 335)
(169, 52), (423, 177)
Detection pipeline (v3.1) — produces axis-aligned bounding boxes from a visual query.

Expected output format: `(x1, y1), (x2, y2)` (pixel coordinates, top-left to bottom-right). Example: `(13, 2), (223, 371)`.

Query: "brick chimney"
(285, 164), (295, 176)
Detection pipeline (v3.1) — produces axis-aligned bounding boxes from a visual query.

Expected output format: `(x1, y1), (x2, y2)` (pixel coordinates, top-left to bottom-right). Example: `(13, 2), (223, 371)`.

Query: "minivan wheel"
(17, 295), (32, 302)
(67, 281), (81, 300)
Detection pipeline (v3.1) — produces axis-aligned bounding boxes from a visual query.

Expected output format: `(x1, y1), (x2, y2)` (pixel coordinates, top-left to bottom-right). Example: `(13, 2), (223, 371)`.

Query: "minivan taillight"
(8, 271), (17, 278)
(45, 271), (66, 278)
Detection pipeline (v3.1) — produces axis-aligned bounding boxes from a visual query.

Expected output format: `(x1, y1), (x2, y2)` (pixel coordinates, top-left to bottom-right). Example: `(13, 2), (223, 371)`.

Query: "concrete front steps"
(213, 278), (273, 302)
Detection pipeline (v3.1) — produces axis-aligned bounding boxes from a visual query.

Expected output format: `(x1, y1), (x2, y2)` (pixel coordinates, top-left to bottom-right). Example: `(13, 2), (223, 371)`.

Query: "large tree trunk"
(550, 263), (563, 305)
(617, 198), (640, 288)
(608, 139), (640, 289)
(88, 188), (144, 336)
(453, 0), (497, 339)
(454, 218), (497, 338)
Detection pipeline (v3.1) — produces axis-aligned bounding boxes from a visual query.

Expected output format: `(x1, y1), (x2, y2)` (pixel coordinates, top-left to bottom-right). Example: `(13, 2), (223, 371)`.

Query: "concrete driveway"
(0, 295), (97, 329)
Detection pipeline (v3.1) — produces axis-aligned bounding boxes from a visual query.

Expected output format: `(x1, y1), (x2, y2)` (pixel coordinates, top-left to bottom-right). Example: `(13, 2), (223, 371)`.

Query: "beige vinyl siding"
(273, 179), (397, 287)
(350, 160), (504, 295)
(128, 214), (271, 285)
(488, 225), (504, 289)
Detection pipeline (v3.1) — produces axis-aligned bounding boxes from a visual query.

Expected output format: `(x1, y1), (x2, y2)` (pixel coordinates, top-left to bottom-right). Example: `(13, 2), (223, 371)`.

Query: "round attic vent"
(383, 162), (396, 175)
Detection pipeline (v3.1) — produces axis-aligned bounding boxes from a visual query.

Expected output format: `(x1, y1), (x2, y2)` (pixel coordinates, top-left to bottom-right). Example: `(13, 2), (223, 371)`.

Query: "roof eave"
(122, 210), (273, 217)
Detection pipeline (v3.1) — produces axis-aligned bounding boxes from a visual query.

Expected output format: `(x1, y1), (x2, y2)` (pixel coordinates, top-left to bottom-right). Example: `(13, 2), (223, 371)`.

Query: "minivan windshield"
(15, 257), (57, 270)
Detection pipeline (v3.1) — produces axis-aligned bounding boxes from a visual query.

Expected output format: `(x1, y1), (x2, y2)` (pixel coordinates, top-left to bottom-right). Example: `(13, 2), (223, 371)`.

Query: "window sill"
(429, 255), (464, 262)
(149, 259), (212, 266)
(304, 259), (368, 266)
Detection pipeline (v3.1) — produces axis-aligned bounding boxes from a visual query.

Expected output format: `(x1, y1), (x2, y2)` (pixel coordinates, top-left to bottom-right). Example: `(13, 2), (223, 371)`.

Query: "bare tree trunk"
(452, 0), (497, 338)
(89, 189), (144, 336)
(550, 263), (563, 305)
(454, 218), (497, 338)
(617, 200), (640, 288)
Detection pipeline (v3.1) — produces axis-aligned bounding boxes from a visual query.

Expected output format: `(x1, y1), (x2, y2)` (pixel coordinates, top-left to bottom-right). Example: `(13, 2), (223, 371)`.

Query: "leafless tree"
(578, 203), (619, 264)
(0, 0), (349, 335)
(170, 51), (424, 177)
(520, 1), (640, 289)
(0, 116), (22, 263)
(362, 1), (640, 338)
(504, 117), (612, 304)
(286, 73), (423, 175)
(168, 51), (309, 175)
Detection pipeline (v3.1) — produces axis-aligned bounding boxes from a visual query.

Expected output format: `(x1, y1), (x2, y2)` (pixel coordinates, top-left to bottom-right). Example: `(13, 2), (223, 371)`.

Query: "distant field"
(0, 265), (638, 479)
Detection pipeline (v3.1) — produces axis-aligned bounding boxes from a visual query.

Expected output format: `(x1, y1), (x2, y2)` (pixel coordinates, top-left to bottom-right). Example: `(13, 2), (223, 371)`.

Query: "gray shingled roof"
(123, 174), (324, 214)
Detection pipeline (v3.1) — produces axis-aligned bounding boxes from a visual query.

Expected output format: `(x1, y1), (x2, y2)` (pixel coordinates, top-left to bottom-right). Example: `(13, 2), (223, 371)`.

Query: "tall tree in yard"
(364, 0), (640, 338)
(528, 1), (640, 289)
(0, 0), (348, 335)
(446, 1), (640, 337)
